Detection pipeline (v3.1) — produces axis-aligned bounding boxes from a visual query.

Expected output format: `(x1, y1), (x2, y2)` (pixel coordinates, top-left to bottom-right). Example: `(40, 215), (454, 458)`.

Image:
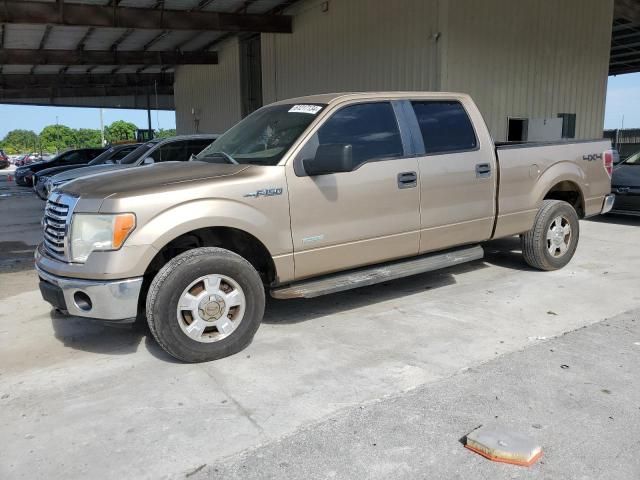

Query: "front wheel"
(521, 200), (580, 271)
(146, 247), (265, 363)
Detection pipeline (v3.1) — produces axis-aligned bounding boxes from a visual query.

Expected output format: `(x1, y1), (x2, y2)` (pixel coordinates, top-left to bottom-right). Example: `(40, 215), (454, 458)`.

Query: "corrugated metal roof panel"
(3, 24), (47, 49)
(82, 28), (127, 51)
(45, 26), (89, 50)
(118, 29), (164, 50)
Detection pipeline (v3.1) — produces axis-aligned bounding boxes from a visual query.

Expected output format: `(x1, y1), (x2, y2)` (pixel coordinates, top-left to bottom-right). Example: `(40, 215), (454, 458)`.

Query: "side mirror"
(143, 156), (155, 165)
(303, 144), (354, 176)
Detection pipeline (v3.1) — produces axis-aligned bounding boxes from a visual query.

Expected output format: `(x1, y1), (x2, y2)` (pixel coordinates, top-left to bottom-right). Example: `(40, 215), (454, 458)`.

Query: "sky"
(0, 104), (176, 138)
(0, 72), (638, 137)
(604, 72), (640, 130)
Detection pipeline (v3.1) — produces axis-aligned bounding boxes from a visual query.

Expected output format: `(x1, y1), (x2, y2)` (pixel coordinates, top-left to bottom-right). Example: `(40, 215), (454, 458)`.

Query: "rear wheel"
(146, 247), (265, 362)
(521, 200), (580, 271)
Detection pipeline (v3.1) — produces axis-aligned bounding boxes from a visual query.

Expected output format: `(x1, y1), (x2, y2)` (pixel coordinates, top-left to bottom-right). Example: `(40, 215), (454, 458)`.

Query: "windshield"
(88, 148), (117, 166)
(196, 103), (326, 165)
(623, 151), (640, 165)
(118, 141), (159, 164)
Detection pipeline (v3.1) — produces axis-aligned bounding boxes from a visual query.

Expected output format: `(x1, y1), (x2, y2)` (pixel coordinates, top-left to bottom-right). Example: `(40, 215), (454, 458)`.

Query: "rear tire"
(521, 200), (579, 271)
(146, 247), (265, 363)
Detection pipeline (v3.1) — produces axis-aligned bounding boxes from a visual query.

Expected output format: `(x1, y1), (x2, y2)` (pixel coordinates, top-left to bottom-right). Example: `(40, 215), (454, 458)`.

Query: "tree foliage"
(0, 129), (39, 154)
(105, 120), (138, 143)
(39, 125), (79, 153)
(0, 120), (147, 153)
(155, 128), (177, 139)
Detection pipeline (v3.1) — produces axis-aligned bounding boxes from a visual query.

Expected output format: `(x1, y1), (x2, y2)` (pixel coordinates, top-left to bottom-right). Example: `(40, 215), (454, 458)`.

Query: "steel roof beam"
(0, 1), (292, 33)
(0, 85), (174, 100)
(0, 48), (218, 65)
(0, 73), (174, 89)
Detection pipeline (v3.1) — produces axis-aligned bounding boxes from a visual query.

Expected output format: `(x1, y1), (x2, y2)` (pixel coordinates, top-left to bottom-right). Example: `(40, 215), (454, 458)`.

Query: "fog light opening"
(73, 291), (93, 311)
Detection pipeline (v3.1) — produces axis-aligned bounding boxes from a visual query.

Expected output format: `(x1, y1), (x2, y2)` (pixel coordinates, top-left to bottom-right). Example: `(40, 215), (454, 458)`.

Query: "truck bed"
(491, 138), (612, 238)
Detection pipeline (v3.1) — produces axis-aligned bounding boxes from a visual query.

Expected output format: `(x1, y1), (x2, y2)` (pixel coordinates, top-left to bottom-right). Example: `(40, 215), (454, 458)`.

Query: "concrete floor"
(1, 169), (639, 479)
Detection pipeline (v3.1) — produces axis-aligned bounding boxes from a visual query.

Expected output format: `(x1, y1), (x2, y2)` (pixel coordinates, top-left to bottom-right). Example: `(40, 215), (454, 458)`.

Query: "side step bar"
(271, 245), (484, 300)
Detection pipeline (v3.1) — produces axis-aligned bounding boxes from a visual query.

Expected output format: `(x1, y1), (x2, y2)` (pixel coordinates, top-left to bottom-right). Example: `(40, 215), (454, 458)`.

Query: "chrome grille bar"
(42, 193), (78, 262)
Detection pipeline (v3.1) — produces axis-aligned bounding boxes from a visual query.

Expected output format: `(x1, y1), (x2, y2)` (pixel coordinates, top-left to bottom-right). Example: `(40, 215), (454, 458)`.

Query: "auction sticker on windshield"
(288, 105), (322, 115)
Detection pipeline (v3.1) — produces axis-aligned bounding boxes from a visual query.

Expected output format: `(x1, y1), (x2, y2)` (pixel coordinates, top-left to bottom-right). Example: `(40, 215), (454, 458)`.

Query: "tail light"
(603, 150), (614, 178)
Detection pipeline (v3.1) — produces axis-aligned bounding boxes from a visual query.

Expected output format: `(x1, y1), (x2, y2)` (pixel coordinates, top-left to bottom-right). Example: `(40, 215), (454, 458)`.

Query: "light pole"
(56, 115), (60, 154)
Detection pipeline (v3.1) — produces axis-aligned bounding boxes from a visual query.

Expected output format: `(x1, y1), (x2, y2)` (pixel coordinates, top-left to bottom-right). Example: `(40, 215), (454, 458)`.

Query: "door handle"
(476, 163), (492, 178)
(397, 171), (417, 189)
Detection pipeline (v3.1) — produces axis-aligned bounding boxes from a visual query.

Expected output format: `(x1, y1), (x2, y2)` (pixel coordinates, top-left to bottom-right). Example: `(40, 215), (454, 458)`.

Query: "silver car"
(45, 134), (219, 198)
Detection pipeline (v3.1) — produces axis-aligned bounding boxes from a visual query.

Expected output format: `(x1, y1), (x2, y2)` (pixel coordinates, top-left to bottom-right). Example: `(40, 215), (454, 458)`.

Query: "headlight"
(69, 213), (136, 263)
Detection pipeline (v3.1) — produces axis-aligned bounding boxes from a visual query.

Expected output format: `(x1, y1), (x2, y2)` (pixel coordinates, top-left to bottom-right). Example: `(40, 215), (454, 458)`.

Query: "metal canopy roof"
(611, 0), (640, 75)
(0, 0), (296, 108)
(0, 0), (639, 109)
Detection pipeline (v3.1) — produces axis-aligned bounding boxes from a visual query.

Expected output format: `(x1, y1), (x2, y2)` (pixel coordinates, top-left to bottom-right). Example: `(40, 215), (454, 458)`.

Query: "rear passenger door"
(287, 101), (421, 279)
(407, 99), (496, 253)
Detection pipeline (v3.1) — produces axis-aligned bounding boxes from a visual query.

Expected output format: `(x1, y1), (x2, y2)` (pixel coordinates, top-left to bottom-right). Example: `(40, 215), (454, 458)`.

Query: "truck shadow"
(49, 241), (530, 358)
(586, 214), (640, 227)
(264, 260), (495, 325)
(49, 311), (180, 362)
(480, 236), (534, 272)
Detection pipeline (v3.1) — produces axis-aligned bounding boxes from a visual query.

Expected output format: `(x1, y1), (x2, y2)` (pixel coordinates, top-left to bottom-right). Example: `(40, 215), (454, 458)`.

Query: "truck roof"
(270, 91), (472, 106)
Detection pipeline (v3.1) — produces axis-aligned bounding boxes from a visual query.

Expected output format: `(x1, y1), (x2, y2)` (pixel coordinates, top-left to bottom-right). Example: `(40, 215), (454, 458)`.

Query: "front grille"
(43, 193), (77, 261)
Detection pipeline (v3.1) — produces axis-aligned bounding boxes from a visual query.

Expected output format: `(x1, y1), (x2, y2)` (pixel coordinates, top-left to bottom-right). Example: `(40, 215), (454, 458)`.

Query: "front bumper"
(35, 264), (143, 323)
(601, 194), (615, 214)
(15, 172), (31, 186)
(34, 179), (49, 200)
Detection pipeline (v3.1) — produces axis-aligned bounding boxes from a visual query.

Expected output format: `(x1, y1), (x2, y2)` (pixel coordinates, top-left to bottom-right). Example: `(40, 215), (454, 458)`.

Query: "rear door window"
(411, 101), (477, 154)
(187, 139), (215, 157)
(155, 141), (188, 163)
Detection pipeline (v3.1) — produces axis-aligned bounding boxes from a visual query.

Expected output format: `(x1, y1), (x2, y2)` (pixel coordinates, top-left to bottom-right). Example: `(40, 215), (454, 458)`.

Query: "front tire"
(146, 247), (265, 363)
(521, 200), (580, 271)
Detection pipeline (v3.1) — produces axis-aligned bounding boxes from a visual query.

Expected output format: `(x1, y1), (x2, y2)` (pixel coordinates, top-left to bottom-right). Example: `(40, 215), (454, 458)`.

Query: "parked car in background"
(33, 144), (141, 199)
(45, 135), (218, 196)
(14, 148), (105, 187)
(35, 92), (614, 362)
(0, 150), (9, 169)
(610, 150), (640, 215)
(14, 154), (30, 167)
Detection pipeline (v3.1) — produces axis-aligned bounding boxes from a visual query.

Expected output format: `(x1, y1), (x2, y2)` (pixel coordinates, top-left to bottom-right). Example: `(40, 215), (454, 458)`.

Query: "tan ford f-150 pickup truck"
(35, 92), (615, 362)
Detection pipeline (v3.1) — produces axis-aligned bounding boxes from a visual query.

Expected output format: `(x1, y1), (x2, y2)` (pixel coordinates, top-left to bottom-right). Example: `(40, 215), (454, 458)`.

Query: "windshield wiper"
(195, 151), (239, 165)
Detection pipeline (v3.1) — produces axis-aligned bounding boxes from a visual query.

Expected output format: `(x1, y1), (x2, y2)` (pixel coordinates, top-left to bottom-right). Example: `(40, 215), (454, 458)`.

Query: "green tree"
(75, 128), (103, 148)
(0, 129), (39, 154)
(105, 120), (138, 143)
(39, 125), (77, 153)
(155, 128), (177, 139)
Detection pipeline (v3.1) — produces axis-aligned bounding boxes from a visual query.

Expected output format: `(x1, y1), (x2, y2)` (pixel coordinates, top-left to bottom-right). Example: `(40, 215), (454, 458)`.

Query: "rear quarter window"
(411, 101), (478, 154)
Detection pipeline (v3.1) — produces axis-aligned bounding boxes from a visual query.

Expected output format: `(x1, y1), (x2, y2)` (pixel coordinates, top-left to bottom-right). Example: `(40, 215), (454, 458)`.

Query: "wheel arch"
(145, 226), (278, 286)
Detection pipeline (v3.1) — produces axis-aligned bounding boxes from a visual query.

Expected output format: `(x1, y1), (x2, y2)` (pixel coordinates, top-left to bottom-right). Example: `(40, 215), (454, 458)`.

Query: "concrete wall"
(174, 37), (242, 134)
(442, 0), (613, 140)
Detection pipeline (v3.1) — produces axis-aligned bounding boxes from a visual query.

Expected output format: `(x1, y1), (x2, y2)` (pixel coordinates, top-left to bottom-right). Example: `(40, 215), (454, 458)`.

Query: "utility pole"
(100, 108), (105, 146)
(56, 115), (60, 153)
(146, 88), (153, 140)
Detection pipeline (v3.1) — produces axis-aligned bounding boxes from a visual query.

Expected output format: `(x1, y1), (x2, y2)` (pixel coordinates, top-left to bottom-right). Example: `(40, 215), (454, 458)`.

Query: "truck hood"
(61, 161), (250, 199)
(51, 164), (128, 183)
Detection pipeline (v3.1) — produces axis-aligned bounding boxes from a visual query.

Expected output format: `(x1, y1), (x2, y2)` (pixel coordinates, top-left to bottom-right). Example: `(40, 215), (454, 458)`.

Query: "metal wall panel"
(261, 0), (440, 104)
(174, 37), (242, 134)
(172, 0), (613, 140)
(443, 0), (613, 141)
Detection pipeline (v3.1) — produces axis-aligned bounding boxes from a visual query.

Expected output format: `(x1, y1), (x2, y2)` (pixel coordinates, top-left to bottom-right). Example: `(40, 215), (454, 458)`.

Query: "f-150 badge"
(244, 188), (283, 198)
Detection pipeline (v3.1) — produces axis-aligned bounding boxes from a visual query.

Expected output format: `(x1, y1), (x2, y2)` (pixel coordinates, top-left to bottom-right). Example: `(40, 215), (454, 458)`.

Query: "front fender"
(126, 198), (292, 258)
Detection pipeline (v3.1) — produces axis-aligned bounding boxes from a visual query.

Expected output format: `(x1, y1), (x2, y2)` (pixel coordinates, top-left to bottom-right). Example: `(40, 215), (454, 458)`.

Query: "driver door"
(286, 101), (421, 280)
